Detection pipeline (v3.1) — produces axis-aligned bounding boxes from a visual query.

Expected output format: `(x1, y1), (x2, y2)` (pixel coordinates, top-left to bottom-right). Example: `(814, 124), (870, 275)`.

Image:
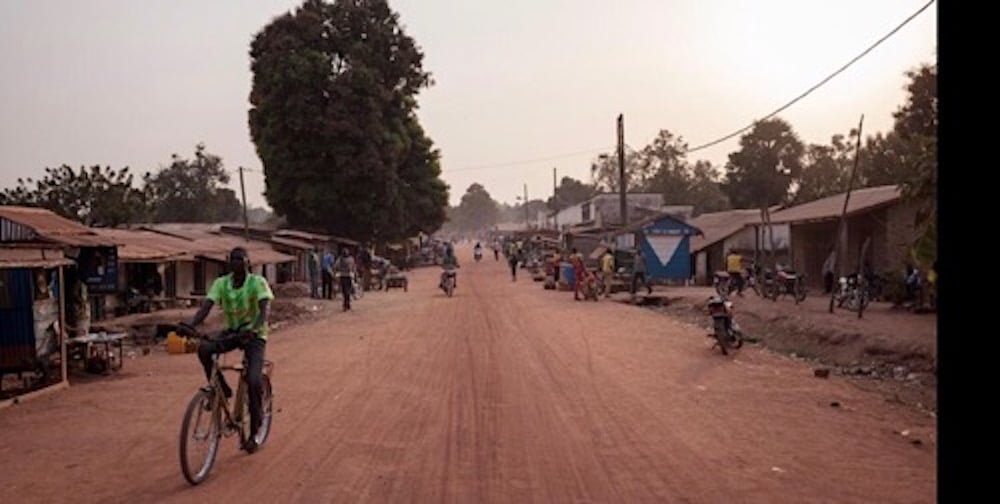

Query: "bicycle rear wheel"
(179, 389), (221, 485)
(238, 375), (275, 449)
(255, 376), (274, 446)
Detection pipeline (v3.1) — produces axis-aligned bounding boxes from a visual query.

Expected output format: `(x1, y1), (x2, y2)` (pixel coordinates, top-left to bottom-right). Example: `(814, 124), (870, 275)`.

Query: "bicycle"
(177, 328), (274, 485)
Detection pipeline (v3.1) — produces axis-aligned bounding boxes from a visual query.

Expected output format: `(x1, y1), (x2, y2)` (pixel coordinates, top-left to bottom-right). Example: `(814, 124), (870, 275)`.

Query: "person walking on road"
(822, 247), (836, 294)
(358, 244), (373, 294)
(307, 249), (320, 299)
(726, 249), (745, 297)
(631, 248), (653, 295)
(334, 248), (357, 311)
(507, 241), (520, 281)
(321, 250), (335, 300)
(570, 248), (586, 301)
(550, 250), (562, 284)
(600, 249), (615, 297)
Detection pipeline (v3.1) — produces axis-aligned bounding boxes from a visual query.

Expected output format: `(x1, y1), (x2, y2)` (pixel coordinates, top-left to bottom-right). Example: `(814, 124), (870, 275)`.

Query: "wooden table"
(67, 333), (127, 374)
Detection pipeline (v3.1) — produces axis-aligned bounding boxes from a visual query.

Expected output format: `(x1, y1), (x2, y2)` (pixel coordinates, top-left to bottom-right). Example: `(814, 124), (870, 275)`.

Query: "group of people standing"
(307, 246), (367, 311)
(539, 246), (653, 300)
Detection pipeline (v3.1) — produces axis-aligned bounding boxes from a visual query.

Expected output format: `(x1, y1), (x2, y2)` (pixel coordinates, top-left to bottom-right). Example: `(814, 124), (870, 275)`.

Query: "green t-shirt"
(207, 273), (275, 339)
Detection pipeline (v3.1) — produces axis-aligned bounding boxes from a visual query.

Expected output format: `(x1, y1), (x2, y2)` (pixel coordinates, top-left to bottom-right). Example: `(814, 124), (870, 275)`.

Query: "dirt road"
(0, 248), (935, 503)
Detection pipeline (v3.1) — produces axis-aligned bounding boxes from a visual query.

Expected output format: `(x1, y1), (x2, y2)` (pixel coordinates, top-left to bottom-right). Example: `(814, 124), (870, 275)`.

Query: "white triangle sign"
(646, 235), (682, 266)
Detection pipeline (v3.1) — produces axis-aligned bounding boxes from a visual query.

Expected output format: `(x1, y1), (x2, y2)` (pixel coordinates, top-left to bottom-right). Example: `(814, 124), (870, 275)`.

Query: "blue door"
(0, 268), (37, 371)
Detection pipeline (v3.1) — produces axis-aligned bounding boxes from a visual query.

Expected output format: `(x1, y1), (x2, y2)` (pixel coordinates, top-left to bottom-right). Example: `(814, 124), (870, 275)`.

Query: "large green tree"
(722, 118), (805, 209)
(793, 133), (856, 204)
(590, 149), (645, 193)
(142, 144), (242, 223)
(392, 118), (449, 238)
(248, 0), (447, 243)
(501, 199), (548, 225)
(450, 183), (499, 231)
(637, 130), (731, 215)
(547, 176), (596, 211)
(722, 118), (805, 260)
(0, 165), (149, 227)
(892, 63), (936, 268)
(683, 161), (732, 215)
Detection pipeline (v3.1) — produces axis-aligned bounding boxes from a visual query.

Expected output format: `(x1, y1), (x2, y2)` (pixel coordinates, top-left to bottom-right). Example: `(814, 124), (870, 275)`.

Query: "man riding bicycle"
(181, 247), (273, 453)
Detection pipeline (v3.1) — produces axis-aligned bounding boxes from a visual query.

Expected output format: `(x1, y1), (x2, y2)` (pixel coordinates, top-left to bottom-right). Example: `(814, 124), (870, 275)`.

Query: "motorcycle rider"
(725, 249), (745, 296)
(440, 244), (460, 291)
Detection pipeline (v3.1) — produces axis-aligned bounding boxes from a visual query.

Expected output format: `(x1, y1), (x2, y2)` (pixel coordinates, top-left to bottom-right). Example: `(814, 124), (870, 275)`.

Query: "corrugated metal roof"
(0, 257), (73, 268)
(687, 209), (764, 253)
(273, 229), (359, 246)
(139, 225), (222, 243)
(271, 236), (314, 250)
(0, 247), (73, 268)
(42, 232), (117, 247)
(197, 248), (295, 265)
(273, 229), (331, 241)
(0, 206), (92, 234)
(92, 229), (195, 262)
(769, 185), (901, 225)
(140, 225), (295, 264)
(0, 206), (117, 246)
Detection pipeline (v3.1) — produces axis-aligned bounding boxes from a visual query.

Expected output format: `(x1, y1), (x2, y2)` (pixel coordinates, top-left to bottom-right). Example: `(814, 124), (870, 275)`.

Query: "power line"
(443, 146), (613, 173)
(408, 0), (934, 174)
(685, 0), (935, 153)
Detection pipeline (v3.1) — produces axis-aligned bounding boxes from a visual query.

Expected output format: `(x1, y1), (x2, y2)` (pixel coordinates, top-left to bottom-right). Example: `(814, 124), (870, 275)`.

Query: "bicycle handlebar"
(175, 323), (256, 343)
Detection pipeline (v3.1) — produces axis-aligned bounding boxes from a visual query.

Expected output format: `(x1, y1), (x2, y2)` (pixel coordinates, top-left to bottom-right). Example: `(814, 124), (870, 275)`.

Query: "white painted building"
(547, 193), (666, 230)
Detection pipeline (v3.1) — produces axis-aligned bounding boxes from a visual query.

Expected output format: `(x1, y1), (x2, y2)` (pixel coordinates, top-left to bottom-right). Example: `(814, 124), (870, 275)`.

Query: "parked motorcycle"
(834, 273), (869, 313)
(765, 265), (807, 304)
(706, 295), (743, 355)
(714, 268), (758, 298)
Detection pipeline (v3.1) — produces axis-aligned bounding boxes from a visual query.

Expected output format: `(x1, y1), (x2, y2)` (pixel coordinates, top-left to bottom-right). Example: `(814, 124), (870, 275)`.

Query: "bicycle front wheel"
(179, 389), (221, 485)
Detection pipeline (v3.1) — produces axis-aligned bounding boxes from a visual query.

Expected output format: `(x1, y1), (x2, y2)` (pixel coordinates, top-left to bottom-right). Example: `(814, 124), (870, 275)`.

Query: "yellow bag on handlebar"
(166, 331), (196, 354)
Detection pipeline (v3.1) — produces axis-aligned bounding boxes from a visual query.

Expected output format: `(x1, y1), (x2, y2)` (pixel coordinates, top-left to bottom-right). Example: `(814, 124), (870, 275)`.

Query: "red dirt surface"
(0, 247), (935, 503)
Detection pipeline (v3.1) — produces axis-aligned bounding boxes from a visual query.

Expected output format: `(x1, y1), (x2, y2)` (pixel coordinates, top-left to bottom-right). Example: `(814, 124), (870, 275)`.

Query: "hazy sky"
(0, 1), (936, 209)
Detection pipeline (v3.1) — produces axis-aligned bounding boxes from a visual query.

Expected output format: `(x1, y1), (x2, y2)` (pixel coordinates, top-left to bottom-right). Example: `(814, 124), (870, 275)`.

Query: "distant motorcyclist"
(440, 244), (460, 291)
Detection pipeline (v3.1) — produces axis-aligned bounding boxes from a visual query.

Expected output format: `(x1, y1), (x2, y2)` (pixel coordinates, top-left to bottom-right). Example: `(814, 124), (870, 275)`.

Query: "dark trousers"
(631, 272), (652, 294)
(824, 272), (835, 294)
(727, 271), (744, 294)
(322, 271), (334, 299)
(309, 272), (320, 299)
(509, 259), (518, 280)
(340, 276), (353, 310)
(199, 334), (266, 436)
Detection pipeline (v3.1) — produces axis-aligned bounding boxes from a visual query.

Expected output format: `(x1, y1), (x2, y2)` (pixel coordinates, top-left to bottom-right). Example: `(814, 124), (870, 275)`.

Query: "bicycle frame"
(210, 356), (275, 429)
(208, 355), (248, 437)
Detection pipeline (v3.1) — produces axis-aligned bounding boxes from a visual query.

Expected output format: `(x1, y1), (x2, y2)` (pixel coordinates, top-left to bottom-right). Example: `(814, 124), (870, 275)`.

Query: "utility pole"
(523, 183), (529, 230)
(238, 166), (250, 242)
(553, 167), (558, 230)
(617, 114), (627, 229)
(828, 115), (865, 313)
